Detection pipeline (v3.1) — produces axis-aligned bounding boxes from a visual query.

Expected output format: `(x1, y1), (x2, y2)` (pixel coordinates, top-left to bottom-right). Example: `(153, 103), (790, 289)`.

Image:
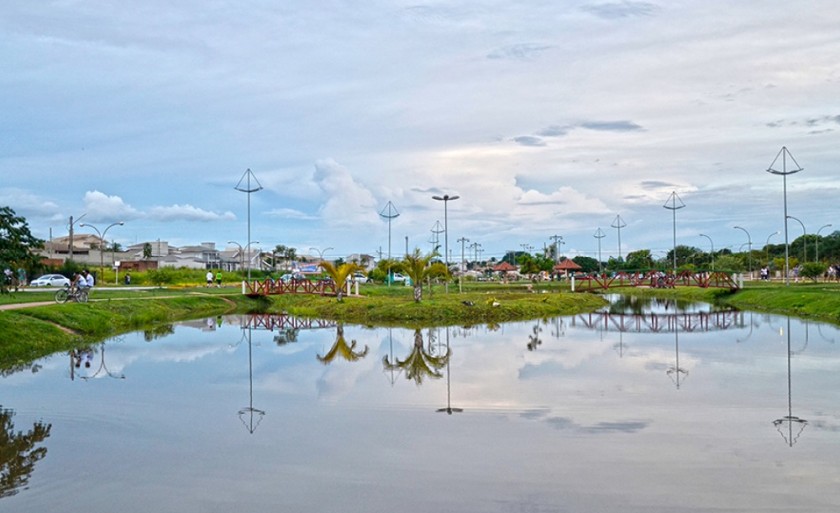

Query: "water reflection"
(383, 329), (450, 385)
(0, 408), (51, 498)
(69, 342), (125, 381)
(666, 323), (687, 389)
(773, 316), (808, 446)
(435, 327), (463, 415)
(238, 326), (265, 434)
(317, 324), (369, 364)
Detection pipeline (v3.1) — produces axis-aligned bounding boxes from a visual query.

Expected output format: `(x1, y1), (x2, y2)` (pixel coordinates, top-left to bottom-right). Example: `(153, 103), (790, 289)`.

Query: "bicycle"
(55, 285), (89, 304)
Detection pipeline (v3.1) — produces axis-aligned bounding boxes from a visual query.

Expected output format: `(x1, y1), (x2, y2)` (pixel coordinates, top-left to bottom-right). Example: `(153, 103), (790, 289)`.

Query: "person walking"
(206, 270), (214, 287)
(215, 270), (223, 288)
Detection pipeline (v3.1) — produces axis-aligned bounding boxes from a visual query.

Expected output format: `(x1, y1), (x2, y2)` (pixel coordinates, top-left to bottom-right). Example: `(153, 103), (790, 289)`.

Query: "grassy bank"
(0, 293), (263, 373)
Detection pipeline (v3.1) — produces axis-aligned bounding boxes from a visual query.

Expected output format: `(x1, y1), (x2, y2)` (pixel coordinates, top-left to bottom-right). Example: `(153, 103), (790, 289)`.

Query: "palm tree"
(316, 324), (369, 364)
(382, 329), (450, 385)
(318, 260), (363, 301)
(402, 247), (442, 302)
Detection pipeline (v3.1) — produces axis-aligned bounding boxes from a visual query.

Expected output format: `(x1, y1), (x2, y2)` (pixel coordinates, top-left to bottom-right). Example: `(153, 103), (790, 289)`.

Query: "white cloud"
(81, 190), (143, 222)
(148, 204), (236, 222)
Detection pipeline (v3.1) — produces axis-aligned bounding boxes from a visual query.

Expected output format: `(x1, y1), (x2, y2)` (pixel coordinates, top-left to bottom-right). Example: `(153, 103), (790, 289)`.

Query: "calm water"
(3, 297), (840, 512)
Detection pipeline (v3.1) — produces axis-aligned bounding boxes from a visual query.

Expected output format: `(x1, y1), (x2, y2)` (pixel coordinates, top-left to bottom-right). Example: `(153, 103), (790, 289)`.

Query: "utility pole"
(611, 214), (626, 261)
(549, 235), (563, 263)
(457, 237), (469, 293)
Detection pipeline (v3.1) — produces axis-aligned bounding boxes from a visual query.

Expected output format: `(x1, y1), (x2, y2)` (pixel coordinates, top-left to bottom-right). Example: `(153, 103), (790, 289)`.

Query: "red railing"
(243, 278), (339, 296)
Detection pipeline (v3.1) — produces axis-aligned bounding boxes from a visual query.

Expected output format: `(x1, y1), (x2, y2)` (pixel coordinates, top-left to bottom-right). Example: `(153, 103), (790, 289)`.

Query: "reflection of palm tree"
(0, 408), (51, 498)
(383, 329), (450, 385)
(317, 325), (369, 364)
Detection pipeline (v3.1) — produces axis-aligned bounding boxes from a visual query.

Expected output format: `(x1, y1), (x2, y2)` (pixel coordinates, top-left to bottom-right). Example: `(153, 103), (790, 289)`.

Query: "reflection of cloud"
(528, 411), (649, 434)
(579, 120), (643, 132)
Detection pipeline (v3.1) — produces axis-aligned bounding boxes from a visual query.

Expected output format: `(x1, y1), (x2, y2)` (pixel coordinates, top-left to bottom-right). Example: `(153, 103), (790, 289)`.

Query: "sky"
(2, 1), (838, 263)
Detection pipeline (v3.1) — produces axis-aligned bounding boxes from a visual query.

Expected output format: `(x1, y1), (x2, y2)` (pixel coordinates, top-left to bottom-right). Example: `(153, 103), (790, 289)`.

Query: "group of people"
(73, 269), (95, 291)
(205, 270), (223, 287)
(2, 267), (27, 291)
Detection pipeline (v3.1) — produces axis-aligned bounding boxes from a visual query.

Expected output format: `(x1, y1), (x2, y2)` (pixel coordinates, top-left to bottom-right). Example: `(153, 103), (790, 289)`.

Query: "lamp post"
(733, 226), (752, 279)
(594, 228), (606, 274)
(786, 215), (807, 264)
(309, 246), (333, 263)
(79, 221), (124, 277)
(816, 224), (833, 263)
(611, 214), (626, 261)
(698, 234), (714, 271)
(549, 234), (563, 264)
(457, 237), (469, 293)
(235, 168), (263, 283)
(379, 201), (400, 285)
(765, 231), (780, 272)
(663, 192), (686, 273)
(432, 194), (459, 293)
(766, 147), (803, 286)
(228, 241), (244, 271)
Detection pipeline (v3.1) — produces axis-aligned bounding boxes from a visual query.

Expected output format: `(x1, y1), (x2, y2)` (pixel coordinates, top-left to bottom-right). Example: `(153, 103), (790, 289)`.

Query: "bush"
(799, 262), (827, 282)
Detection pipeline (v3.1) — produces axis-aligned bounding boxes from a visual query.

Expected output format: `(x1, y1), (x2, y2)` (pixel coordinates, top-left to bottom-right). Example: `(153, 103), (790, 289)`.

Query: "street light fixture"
(733, 226), (752, 279)
(765, 231), (780, 271)
(432, 194), (459, 293)
(786, 215), (807, 264)
(235, 168), (263, 282)
(79, 221), (124, 277)
(611, 214), (626, 261)
(816, 224), (833, 263)
(699, 234), (714, 271)
(766, 147), (803, 286)
(663, 191), (686, 273)
(593, 228), (606, 274)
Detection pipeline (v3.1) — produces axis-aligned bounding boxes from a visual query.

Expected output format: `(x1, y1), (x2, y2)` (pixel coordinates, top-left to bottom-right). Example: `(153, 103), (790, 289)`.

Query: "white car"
(346, 272), (368, 284)
(391, 273), (408, 283)
(30, 274), (71, 287)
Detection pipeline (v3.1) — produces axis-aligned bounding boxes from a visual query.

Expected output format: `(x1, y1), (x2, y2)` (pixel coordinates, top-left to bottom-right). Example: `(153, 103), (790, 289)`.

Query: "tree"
(799, 262), (827, 282)
(318, 260), (362, 302)
(401, 247), (441, 303)
(0, 408), (52, 498)
(571, 256), (600, 273)
(625, 249), (653, 270)
(142, 243), (153, 260)
(0, 207), (44, 292)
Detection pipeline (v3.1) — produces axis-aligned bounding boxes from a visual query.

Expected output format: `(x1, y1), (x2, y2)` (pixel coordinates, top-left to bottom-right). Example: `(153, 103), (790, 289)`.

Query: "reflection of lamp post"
(786, 215), (807, 264)
(766, 147), (803, 286)
(663, 192), (685, 273)
(733, 225), (752, 278)
(699, 233), (714, 271)
(80, 221), (124, 276)
(80, 343), (126, 381)
(432, 194), (460, 293)
(235, 169), (263, 283)
(815, 224), (833, 263)
(436, 327), (462, 415)
(773, 317), (807, 446)
(238, 326), (265, 434)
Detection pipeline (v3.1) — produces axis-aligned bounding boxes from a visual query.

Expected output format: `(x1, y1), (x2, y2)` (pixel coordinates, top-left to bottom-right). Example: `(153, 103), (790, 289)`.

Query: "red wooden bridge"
(574, 270), (739, 292)
(242, 278), (339, 297)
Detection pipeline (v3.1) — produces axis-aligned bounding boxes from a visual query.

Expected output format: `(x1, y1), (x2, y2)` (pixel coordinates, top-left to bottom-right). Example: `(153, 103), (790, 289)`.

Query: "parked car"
(391, 273), (408, 283)
(279, 272), (307, 283)
(30, 274), (71, 287)
(346, 271), (368, 284)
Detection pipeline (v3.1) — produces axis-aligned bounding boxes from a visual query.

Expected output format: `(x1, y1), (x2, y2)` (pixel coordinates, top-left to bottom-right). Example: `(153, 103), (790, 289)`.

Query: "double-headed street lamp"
(816, 224), (833, 263)
(699, 234), (714, 271)
(80, 221), (124, 276)
(786, 216), (807, 264)
(432, 194), (459, 293)
(228, 240), (260, 272)
(733, 226), (752, 278)
(765, 231), (780, 269)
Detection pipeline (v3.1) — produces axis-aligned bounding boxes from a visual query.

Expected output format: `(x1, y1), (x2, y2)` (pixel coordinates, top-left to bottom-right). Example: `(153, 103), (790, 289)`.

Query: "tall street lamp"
(80, 221), (124, 277)
(594, 228), (606, 274)
(699, 234), (714, 271)
(611, 214), (626, 261)
(816, 224), (833, 263)
(235, 168), (263, 282)
(733, 226), (752, 279)
(663, 191), (685, 273)
(786, 215), (807, 264)
(457, 237), (469, 293)
(228, 241), (244, 271)
(432, 194), (459, 293)
(766, 147), (803, 286)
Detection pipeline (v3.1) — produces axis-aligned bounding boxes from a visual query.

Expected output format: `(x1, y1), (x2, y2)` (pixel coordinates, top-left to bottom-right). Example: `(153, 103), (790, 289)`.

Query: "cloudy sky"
(2, 1), (838, 262)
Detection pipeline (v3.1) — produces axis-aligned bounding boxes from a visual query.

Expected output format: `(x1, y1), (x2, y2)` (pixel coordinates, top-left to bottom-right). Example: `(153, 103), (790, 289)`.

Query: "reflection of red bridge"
(243, 279), (338, 296)
(574, 310), (744, 333)
(575, 270), (739, 292)
(244, 314), (337, 331)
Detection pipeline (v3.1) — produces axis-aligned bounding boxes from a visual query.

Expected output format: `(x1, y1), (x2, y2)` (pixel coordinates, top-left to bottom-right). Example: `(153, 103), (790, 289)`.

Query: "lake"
(2, 296), (840, 512)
